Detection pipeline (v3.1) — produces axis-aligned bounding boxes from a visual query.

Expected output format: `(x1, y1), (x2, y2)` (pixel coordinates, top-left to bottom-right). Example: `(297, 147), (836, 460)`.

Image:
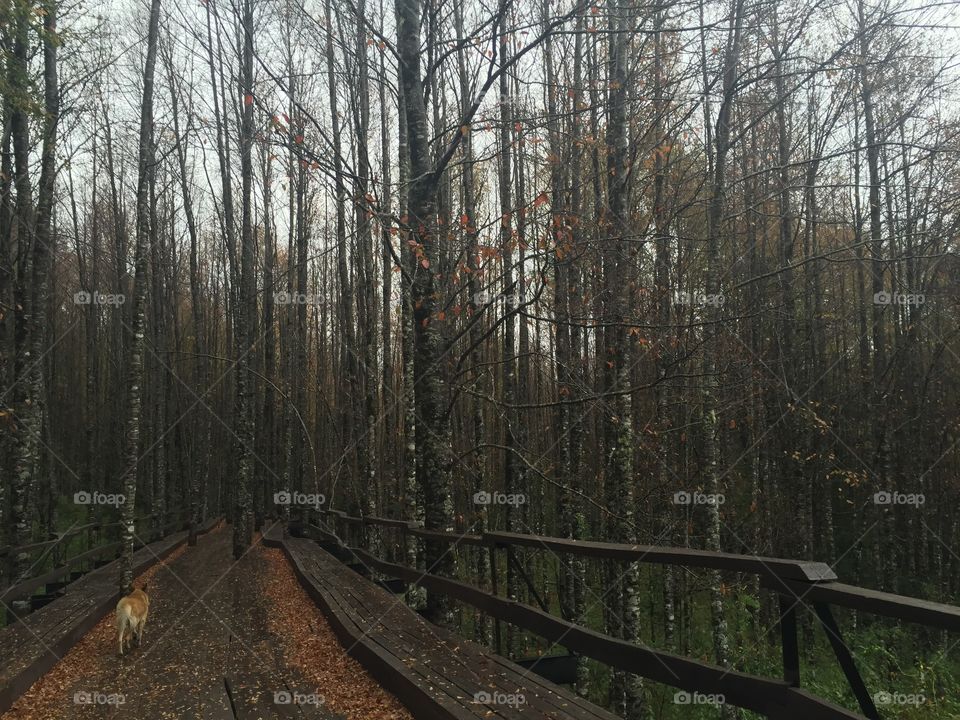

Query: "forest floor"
(0, 523), (413, 719)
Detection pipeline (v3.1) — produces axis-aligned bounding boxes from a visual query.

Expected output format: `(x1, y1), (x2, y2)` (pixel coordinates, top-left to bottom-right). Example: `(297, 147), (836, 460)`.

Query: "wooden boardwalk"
(265, 526), (620, 720)
(0, 523), (350, 719)
(1, 520), (620, 720)
(0, 518), (218, 714)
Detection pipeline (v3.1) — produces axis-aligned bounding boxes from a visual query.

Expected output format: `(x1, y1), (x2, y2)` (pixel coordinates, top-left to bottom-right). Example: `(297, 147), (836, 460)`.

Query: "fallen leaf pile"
(262, 547), (414, 720)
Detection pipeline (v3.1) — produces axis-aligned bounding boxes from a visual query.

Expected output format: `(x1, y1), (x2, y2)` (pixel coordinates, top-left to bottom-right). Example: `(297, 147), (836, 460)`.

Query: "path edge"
(266, 529), (485, 720)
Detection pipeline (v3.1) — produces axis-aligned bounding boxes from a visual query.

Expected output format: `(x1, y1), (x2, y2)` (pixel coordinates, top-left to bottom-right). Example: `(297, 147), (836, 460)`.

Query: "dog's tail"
(116, 604), (130, 654)
(115, 607), (129, 633)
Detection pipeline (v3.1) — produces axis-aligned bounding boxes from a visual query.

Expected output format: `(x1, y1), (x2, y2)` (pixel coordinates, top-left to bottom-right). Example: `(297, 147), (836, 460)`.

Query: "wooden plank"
(409, 528), (484, 546)
(279, 535), (621, 720)
(225, 672), (306, 718)
(297, 551), (555, 719)
(768, 578), (960, 632)
(319, 517), (835, 581)
(361, 516), (419, 529)
(300, 564), (495, 719)
(486, 531), (837, 582)
(271, 536), (478, 720)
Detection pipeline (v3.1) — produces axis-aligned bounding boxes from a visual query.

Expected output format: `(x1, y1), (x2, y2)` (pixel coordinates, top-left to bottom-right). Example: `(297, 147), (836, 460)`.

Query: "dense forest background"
(1, 0), (959, 715)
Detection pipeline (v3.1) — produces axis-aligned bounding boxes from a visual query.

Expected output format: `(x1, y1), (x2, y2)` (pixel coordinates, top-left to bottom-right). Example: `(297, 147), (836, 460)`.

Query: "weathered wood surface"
(0, 543), (123, 605)
(0, 516), (219, 714)
(264, 525), (620, 720)
(319, 510), (838, 581)
(485, 531), (838, 582)
(767, 578), (960, 632)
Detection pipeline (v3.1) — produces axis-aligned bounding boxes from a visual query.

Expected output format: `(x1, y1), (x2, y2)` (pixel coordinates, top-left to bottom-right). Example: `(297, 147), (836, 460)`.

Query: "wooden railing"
(300, 508), (960, 720)
(0, 506), (189, 614)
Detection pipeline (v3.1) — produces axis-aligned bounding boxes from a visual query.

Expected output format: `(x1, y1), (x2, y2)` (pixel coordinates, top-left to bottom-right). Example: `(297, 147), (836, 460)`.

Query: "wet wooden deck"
(265, 526), (620, 720)
(0, 519), (219, 714)
(0, 524), (349, 719)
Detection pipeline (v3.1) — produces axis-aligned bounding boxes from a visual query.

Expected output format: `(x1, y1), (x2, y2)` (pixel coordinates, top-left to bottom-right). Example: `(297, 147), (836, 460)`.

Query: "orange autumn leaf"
(533, 191), (549, 208)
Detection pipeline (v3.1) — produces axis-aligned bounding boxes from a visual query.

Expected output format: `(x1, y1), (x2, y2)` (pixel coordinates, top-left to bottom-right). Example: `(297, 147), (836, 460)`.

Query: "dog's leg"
(118, 623), (125, 656)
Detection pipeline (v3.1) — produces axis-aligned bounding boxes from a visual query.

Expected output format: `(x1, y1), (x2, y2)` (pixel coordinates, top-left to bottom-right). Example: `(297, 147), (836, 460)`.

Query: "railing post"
(778, 595), (800, 686)
(813, 602), (881, 719)
(87, 524), (95, 571)
(490, 542), (502, 656)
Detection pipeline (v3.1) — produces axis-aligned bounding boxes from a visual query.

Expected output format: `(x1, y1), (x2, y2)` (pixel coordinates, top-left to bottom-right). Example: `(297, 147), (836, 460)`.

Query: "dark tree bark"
(395, 0), (456, 626)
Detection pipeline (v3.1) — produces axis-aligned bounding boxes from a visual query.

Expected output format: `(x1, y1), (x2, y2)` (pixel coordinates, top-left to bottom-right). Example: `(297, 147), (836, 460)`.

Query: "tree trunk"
(396, 0), (456, 627)
(120, 0), (160, 592)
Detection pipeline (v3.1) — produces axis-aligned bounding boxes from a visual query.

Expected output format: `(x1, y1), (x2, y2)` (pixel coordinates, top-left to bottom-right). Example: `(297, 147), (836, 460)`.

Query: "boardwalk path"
(1, 525), (411, 720)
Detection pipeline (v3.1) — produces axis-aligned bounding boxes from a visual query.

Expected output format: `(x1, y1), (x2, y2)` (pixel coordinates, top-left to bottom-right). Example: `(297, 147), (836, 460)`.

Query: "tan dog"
(116, 586), (149, 655)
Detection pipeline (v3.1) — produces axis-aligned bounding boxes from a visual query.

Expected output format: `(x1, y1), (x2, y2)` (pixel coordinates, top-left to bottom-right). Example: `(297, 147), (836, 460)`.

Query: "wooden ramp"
(0, 517), (219, 714)
(264, 526), (620, 720)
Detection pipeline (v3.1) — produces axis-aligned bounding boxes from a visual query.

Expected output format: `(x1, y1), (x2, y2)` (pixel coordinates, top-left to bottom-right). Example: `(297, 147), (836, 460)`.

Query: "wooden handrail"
(487, 531), (837, 582)
(1, 506), (186, 595)
(0, 506), (187, 560)
(766, 578), (960, 632)
(1, 543), (123, 602)
(335, 541), (863, 719)
(312, 512), (960, 631)
(317, 509), (836, 583)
